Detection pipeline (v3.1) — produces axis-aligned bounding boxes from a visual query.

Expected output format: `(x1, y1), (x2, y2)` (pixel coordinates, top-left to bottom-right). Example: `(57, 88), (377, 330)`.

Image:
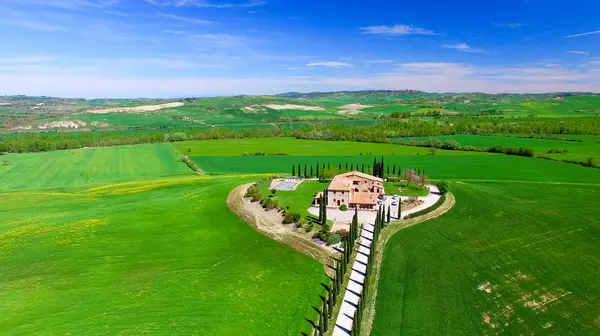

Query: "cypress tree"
(361, 163), (365, 173)
(323, 163), (326, 172)
(338, 163), (342, 170)
(387, 205), (391, 223)
(304, 164), (307, 177)
(316, 162), (319, 177)
(328, 286), (333, 318)
(332, 277), (338, 306)
(292, 165), (295, 176)
(345, 162), (348, 170)
(323, 296), (329, 330)
(310, 165), (314, 178)
(319, 313), (325, 336)
(398, 201), (402, 220)
(392, 164), (396, 175)
(328, 162), (331, 170)
(298, 163), (301, 177)
(350, 163), (354, 171)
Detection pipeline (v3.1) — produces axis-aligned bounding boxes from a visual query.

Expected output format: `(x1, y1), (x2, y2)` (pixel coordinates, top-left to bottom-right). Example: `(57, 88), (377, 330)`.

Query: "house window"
(353, 181), (359, 185)
(337, 200), (340, 206)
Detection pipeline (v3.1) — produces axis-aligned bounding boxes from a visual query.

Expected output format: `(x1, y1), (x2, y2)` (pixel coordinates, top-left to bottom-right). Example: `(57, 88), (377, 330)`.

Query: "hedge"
(404, 193), (447, 219)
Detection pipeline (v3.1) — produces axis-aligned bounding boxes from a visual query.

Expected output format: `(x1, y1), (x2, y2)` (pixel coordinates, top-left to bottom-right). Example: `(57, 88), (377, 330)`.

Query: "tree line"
(2, 117), (600, 154)
(292, 159), (427, 180)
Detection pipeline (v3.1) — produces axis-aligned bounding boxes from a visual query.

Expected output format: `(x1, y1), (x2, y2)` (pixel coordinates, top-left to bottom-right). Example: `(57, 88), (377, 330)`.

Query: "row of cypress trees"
(315, 208), (361, 335)
(291, 161), (426, 180)
(351, 206), (390, 335)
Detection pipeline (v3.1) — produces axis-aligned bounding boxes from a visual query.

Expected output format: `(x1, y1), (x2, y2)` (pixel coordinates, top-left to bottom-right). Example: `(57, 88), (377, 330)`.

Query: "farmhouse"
(315, 171), (384, 210)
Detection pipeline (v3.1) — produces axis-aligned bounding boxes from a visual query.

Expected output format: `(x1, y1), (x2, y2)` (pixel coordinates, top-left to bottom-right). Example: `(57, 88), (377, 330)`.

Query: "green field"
(394, 135), (600, 161)
(0, 176), (326, 335)
(174, 138), (488, 156)
(258, 180), (328, 218)
(0, 144), (190, 191)
(188, 154), (600, 184)
(371, 182), (600, 335)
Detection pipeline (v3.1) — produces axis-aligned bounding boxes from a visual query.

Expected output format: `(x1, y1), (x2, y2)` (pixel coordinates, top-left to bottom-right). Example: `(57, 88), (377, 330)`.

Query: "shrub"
(326, 233), (342, 245)
(436, 181), (450, 194)
(164, 132), (188, 142)
(283, 212), (301, 224)
(586, 157), (596, 167)
(305, 222), (314, 232)
(339, 204), (348, 211)
(270, 189), (277, 196)
(336, 229), (349, 239)
(441, 139), (461, 150)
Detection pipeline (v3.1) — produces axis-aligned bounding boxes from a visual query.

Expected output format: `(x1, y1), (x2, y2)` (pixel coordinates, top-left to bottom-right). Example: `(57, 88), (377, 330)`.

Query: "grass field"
(258, 180), (328, 218)
(173, 138), (489, 156)
(188, 154), (600, 184)
(0, 175), (327, 336)
(394, 135), (600, 161)
(0, 144), (190, 192)
(371, 182), (600, 335)
(384, 182), (430, 196)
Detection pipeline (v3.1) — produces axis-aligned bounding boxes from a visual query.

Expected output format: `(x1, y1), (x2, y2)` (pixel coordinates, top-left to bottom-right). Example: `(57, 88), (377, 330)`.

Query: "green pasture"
(173, 138), (487, 156)
(0, 144), (189, 192)
(188, 154), (600, 184)
(258, 180), (328, 218)
(384, 182), (430, 196)
(0, 176), (326, 336)
(361, 104), (418, 114)
(372, 182), (600, 335)
(394, 135), (600, 161)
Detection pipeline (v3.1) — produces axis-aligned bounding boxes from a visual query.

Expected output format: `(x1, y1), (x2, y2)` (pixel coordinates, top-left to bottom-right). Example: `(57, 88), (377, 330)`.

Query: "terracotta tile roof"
(328, 175), (352, 191)
(350, 191), (379, 205)
(346, 171), (383, 182)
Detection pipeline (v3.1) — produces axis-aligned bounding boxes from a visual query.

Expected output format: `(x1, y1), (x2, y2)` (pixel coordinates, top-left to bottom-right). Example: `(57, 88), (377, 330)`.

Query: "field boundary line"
(227, 183), (334, 269)
(359, 192), (456, 336)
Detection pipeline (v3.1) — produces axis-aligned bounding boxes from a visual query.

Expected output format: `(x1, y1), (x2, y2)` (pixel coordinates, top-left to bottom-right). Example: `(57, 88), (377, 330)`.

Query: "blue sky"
(0, 0), (599, 97)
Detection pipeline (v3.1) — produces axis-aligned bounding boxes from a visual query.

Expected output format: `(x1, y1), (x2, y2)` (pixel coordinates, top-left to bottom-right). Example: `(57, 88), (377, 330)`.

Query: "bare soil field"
(264, 104), (324, 111)
(85, 102), (184, 114)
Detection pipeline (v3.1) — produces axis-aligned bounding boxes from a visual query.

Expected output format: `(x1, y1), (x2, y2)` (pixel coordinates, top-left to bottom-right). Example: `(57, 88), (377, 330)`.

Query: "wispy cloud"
(565, 30), (600, 38)
(363, 60), (394, 64)
(5, 0), (120, 10)
(492, 22), (529, 28)
(306, 61), (351, 68)
(159, 12), (213, 24)
(567, 50), (590, 55)
(442, 43), (482, 53)
(0, 6), (67, 31)
(0, 55), (58, 64)
(360, 24), (435, 36)
(144, 0), (266, 8)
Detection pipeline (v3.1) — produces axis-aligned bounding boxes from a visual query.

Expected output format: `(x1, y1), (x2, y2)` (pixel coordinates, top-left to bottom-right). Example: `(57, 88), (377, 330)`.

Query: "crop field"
(371, 182), (600, 335)
(394, 135), (600, 161)
(0, 175), (326, 335)
(173, 138), (487, 156)
(187, 154), (600, 184)
(0, 144), (190, 191)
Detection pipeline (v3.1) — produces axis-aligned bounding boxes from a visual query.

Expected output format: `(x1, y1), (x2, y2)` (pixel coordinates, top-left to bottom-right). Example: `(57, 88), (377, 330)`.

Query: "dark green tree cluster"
(318, 189), (328, 228)
(372, 157), (386, 178)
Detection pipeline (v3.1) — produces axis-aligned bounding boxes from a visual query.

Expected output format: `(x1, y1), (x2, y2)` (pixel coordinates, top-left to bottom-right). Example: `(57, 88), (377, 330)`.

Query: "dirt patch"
(37, 120), (87, 129)
(227, 183), (334, 273)
(264, 104), (324, 111)
(402, 199), (424, 211)
(85, 102), (184, 114)
(478, 281), (497, 294)
(339, 103), (373, 110)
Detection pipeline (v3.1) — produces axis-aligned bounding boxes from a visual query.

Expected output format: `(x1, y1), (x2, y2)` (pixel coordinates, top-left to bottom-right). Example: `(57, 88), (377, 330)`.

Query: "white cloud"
(360, 24), (435, 35)
(306, 62), (351, 68)
(442, 43), (482, 53)
(492, 22), (529, 28)
(565, 30), (600, 38)
(363, 60), (394, 64)
(159, 12), (213, 24)
(144, 0), (266, 8)
(567, 50), (590, 55)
